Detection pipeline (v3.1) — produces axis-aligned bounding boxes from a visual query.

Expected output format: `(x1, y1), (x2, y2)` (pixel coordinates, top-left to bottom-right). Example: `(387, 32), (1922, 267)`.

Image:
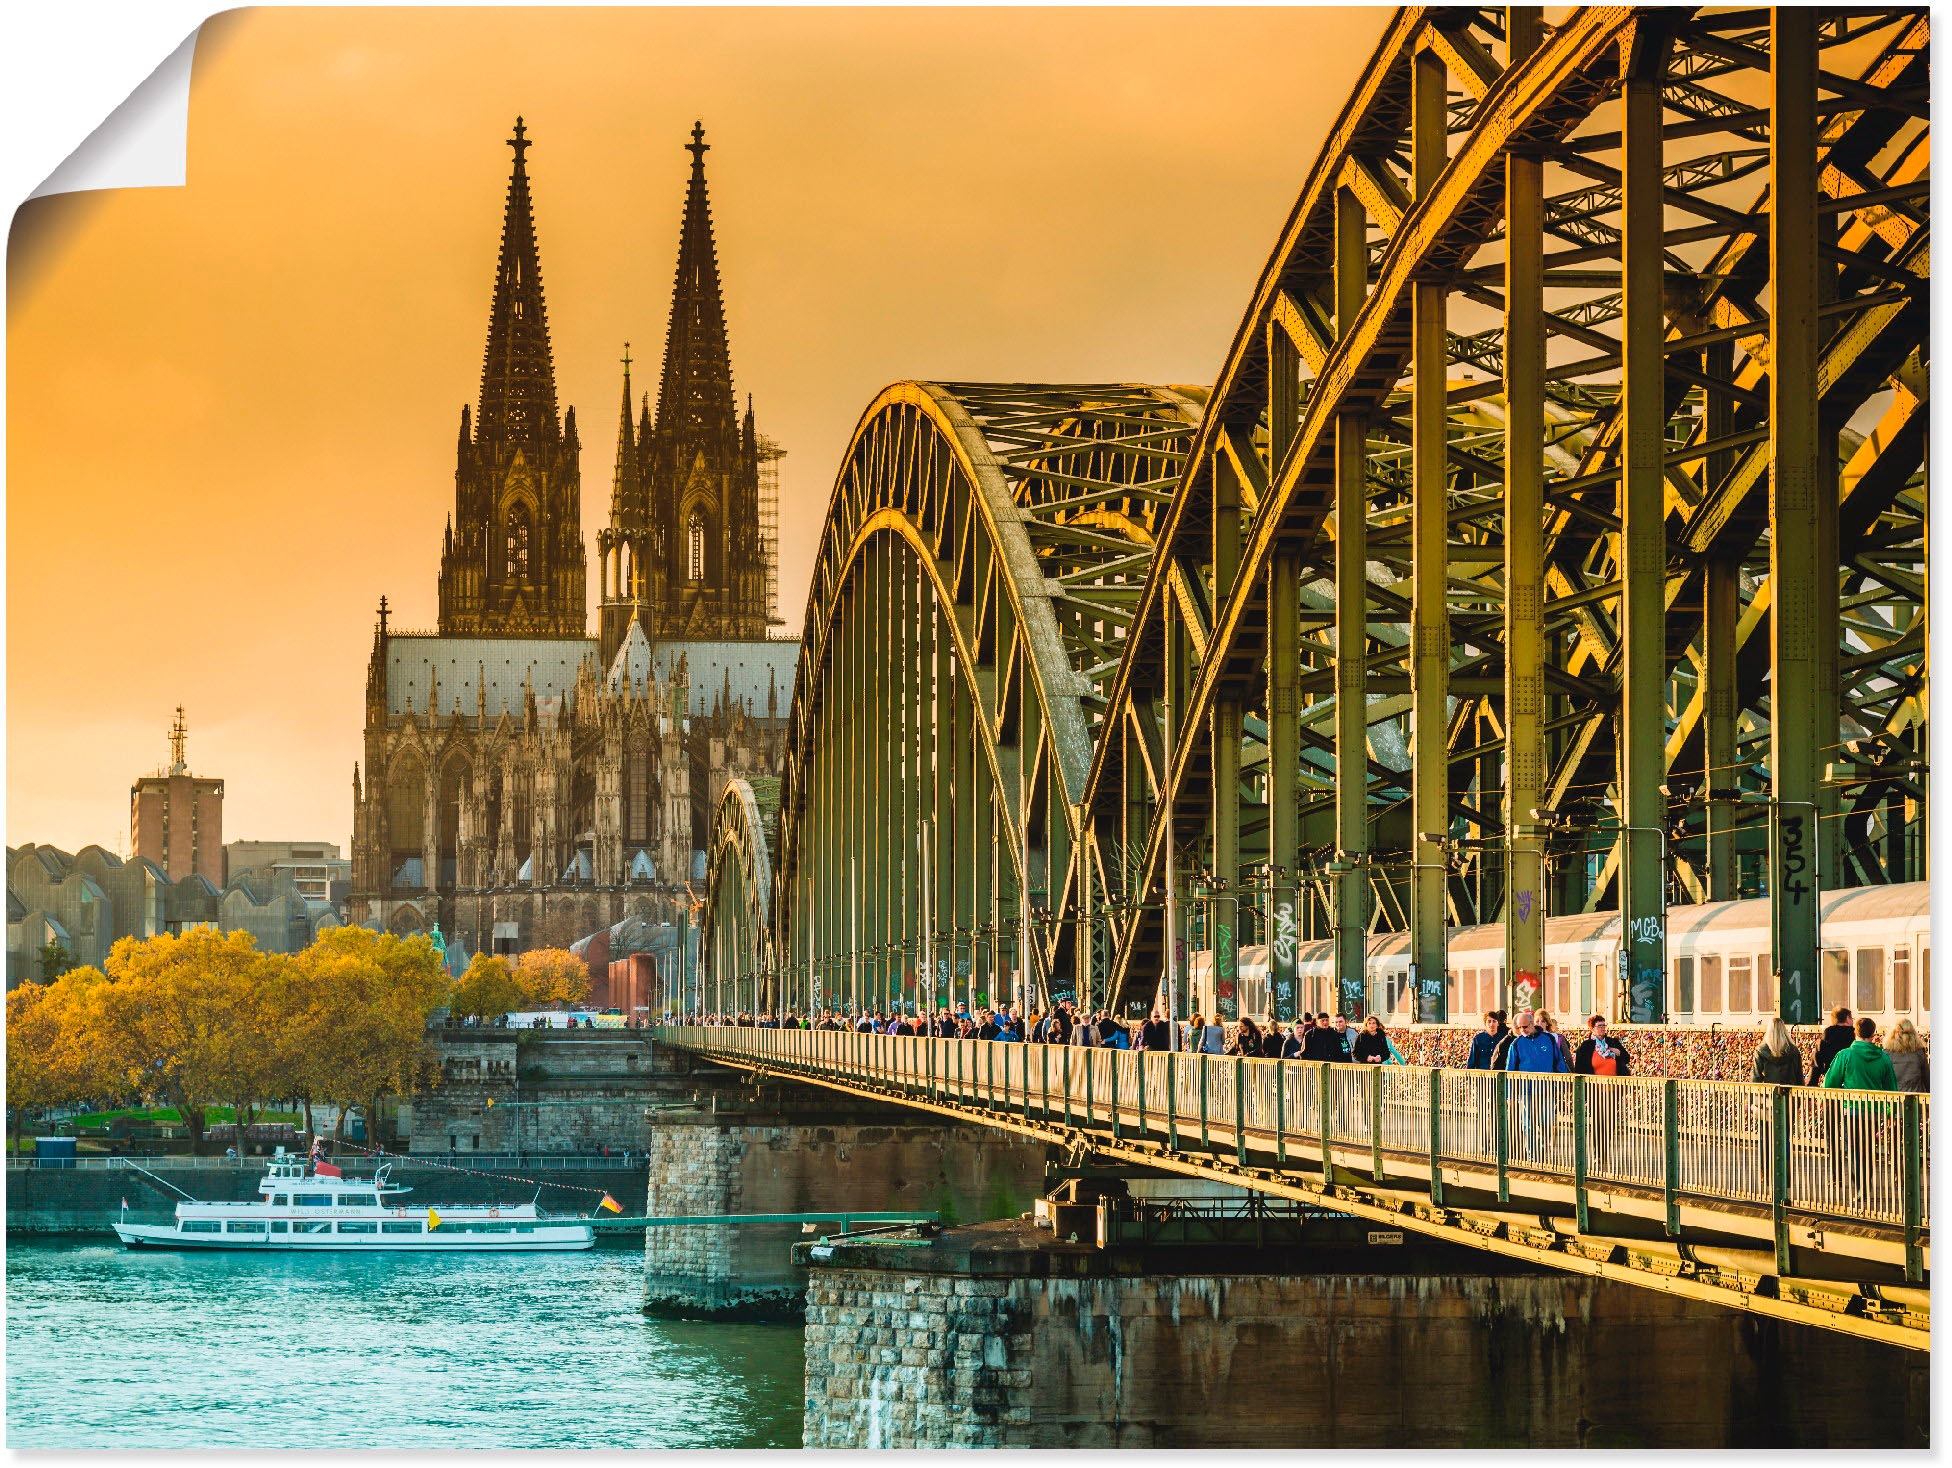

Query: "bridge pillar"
(799, 1218), (1926, 1448)
(1331, 180), (1371, 1019)
(640, 1100), (1049, 1322)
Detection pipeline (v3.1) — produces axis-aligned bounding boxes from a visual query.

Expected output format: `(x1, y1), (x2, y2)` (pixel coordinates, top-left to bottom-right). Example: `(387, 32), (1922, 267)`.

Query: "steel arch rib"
(703, 776), (774, 1004)
(762, 381), (1205, 1010)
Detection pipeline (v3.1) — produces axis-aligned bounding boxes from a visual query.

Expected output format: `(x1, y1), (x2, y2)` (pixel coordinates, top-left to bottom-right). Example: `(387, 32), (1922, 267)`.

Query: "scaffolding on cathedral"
(757, 434), (785, 630)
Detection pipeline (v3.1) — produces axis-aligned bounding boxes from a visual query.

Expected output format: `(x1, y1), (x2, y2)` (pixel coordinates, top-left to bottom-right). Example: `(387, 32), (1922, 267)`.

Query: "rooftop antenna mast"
(168, 707), (189, 775)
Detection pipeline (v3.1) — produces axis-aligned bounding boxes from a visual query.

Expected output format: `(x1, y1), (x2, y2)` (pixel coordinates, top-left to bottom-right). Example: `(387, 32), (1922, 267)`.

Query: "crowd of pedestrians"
(676, 998), (1927, 1093)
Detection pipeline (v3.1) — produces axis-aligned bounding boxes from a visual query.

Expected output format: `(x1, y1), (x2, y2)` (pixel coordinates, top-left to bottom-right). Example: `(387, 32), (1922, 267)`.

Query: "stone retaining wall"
(802, 1239), (1929, 1448)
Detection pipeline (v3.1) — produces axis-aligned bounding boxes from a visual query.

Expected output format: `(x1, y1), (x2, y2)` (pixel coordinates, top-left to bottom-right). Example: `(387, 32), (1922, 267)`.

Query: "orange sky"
(7, 5), (1387, 853)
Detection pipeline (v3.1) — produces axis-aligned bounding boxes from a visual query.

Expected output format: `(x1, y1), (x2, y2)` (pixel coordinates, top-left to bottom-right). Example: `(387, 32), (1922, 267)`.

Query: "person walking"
(1503, 1012), (1568, 1074)
(1352, 1015), (1392, 1064)
(1822, 1017), (1899, 1091)
(1489, 1010), (1521, 1070)
(1811, 1006), (1855, 1084)
(1281, 1020), (1309, 1060)
(1227, 1017), (1264, 1057)
(1138, 1011), (1176, 1052)
(1573, 1015), (1631, 1076)
(1751, 1018), (1806, 1086)
(1884, 1018), (1928, 1093)
(1260, 1021), (1287, 1059)
(1301, 1015), (1345, 1062)
(1466, 1011), (1507, 1070)
(1195, 1015), (1226, 1055)
(1534, 1009), (1574, 1071)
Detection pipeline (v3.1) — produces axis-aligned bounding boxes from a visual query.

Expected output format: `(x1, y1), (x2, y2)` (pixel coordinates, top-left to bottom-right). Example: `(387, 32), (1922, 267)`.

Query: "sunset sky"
(8, 5), (1387, 852)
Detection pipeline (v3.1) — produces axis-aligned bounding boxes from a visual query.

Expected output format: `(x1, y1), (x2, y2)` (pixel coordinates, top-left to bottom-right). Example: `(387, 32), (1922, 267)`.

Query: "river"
(6, 1239), (805, 1449)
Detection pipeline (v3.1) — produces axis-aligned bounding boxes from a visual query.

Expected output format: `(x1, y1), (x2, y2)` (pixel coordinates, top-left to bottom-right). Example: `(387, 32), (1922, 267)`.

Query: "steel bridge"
(661, 1025), (1929, 1350)
(701, 6), (1929, 1032)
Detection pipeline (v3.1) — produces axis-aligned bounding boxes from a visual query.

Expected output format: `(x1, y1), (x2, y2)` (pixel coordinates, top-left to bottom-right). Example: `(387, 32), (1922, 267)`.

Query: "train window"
(1855, 948), (1886, 1012)
(1699, 955), (1723, 1014)
(1559, 964), (1574, 1014)
(1672, 955), (1694, 1015)
(1892, 948), (1911, 1012)
(1447, 969), (1461, 1017)
(1821, 950), (1850, 1010)
(1727, 955), (1753, 1013)
(1578, 960), (1593, 1017)
(1923, 947), (1931, 1012)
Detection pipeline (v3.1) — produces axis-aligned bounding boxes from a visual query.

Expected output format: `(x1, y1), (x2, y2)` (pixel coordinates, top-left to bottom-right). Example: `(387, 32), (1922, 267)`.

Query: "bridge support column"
(1767, 8), (1824, 1025)
(1619, 35), (1670, 1023)
(1268, 551), (1301, 1022)
(1331, 180), (1371, 1019)
(1408, 39), (1450, 1024)
(1211, 696), (1241, 1021)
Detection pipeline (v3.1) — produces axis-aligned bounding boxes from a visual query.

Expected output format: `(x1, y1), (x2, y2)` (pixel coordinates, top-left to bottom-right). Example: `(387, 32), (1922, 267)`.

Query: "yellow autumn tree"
(515, 948), (592, 1009)
(86, 929), (287, 1154)
(288, 927), (450, 1142)
(6, 971), (114, 1148)
(447, 953), (527, 1021)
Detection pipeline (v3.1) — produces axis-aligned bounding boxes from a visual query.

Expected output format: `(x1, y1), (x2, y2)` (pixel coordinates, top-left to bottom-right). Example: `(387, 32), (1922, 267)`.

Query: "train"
(1186, 881), (1931, 1030)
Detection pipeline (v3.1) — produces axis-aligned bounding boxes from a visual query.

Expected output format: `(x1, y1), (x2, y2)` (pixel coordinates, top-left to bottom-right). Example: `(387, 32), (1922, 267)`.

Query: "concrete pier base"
(640, 1110), (1048, 1321)
(799, 1220), (1928, 1449)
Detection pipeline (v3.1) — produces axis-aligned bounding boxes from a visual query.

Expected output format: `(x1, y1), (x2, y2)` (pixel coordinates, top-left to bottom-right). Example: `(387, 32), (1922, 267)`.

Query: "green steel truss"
(706, 7), (1929, 1029)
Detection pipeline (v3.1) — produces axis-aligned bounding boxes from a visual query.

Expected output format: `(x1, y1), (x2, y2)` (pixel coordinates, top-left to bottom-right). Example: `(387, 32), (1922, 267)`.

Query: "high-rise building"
(129, 708), (225, 884)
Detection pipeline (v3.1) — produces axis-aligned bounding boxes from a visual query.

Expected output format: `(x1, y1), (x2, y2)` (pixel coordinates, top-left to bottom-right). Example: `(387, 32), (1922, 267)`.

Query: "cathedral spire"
(476, 116), (559, 444)
(612, 343), (642, 524)
(651, 122), (736, 452)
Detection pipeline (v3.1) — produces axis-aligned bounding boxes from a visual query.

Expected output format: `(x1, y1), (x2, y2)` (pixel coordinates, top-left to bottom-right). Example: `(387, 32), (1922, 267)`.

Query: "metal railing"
(657, 1027), (1930, 1242)
(5, 1151), (644, 1173)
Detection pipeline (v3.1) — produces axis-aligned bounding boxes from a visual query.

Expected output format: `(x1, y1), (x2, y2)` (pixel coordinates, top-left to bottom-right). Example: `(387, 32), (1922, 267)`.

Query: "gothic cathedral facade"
(349, 120), (793, 968)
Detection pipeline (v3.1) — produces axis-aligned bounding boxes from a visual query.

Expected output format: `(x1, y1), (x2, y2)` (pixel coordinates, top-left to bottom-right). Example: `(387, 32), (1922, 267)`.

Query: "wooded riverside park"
(5, 928), (595, 1152)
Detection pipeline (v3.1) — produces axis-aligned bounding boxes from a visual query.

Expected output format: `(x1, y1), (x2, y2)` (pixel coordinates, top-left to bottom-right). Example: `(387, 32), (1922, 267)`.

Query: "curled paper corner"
(29, 26), (200, 201)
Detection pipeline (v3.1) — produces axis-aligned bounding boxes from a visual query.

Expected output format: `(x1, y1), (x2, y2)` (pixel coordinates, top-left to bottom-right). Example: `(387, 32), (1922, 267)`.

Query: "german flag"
(598, 1194), (623, 1214)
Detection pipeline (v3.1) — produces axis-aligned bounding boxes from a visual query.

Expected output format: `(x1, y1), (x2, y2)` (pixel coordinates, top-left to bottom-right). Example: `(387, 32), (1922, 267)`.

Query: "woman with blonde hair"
(1752, 1016), (1805, 1086)
(1533, 1009), (1573, 1071)
(1884, 1018), (1929, 1092)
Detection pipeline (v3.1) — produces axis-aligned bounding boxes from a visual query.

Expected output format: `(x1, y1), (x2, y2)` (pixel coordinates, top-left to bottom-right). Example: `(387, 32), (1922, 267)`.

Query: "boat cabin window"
(272, 1195), (288, 1206)
(293, 1193), (332, 1207)
(269, 1221), (290, 1234)
(337, 1221), (378, 1235)
(296, 1221), (332, 1235)
(1856, 948), (1887, 1011)
(1821, 949), (1850, 1010)
(336, 1195), (371, 1208)
(381, 1221), (422, 1235)
(227, 1221), (267, 1234)
(181, 1221), (221, 1234)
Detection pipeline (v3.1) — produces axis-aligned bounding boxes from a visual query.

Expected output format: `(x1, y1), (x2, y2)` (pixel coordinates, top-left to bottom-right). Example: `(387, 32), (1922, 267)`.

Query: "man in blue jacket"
(1503, 1011), (1568, 1072)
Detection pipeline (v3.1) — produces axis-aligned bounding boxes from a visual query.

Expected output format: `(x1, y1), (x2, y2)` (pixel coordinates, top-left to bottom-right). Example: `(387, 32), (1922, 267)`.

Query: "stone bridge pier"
(798, 1219), (1929, 1449)
(639, 1080), (1050, 1320)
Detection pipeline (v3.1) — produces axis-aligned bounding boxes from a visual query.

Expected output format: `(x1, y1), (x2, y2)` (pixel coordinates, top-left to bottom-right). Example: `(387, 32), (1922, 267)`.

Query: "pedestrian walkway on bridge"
(658, 1025), (1928, 1351)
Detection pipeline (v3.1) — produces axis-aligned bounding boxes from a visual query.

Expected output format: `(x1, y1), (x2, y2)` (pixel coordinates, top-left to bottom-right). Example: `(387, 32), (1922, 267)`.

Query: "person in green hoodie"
(1821, 1017), (1899, 1091)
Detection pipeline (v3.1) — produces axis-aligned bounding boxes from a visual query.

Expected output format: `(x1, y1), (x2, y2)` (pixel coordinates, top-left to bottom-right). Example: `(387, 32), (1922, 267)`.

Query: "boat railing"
(8, 1152), (642, 1172)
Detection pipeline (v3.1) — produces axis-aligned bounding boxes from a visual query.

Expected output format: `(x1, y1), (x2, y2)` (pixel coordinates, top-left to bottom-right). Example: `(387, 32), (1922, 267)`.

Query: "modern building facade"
(128, 709), (225, 885)
(349, 119), (793, 963)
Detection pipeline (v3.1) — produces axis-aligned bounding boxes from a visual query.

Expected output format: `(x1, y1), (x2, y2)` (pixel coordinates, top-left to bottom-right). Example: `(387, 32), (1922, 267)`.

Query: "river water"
(6, 1240), (805, 1449)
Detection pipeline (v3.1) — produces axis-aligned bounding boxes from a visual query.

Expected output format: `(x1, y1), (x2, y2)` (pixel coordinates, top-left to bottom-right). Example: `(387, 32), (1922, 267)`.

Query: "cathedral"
(349, 119), (794, 962)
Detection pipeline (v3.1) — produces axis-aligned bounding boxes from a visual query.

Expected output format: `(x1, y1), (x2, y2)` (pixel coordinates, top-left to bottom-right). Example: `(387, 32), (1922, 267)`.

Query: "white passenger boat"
(113, 1152), (595, 1251)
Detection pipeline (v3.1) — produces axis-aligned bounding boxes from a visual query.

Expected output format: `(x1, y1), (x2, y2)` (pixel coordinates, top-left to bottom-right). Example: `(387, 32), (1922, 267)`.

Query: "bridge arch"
(1088, 8), (1929, 1023)
(701, 776), (775, 1015)
(766, 382), (1204, 1016)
